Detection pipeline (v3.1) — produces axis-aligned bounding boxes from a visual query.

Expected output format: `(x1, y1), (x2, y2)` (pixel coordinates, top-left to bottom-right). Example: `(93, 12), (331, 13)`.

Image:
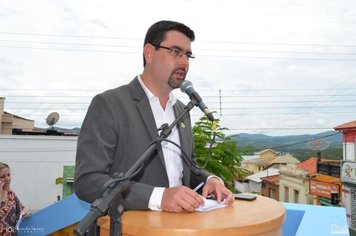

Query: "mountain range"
(53, 127), (343, 161)
(228, 130), (343, 161)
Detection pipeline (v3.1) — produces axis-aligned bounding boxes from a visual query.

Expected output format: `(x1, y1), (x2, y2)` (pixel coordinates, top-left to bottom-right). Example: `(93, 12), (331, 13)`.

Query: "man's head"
(143, 20), (195, 67)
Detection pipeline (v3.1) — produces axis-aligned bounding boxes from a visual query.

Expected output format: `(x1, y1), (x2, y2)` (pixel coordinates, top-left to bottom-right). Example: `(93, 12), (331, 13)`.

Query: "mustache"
(173, 67), (187, 74)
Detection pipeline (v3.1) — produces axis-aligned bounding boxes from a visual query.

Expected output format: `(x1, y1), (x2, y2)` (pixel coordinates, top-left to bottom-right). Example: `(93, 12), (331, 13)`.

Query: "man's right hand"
(161, 186), (204, 212)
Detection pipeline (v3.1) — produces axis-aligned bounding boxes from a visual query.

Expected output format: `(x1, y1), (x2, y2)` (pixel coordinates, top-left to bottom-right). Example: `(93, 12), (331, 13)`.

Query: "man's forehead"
(162, 31), (193, 46)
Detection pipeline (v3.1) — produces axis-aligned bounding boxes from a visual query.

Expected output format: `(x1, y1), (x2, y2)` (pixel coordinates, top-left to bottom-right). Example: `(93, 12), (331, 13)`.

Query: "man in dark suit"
(74, 20), (234, 213)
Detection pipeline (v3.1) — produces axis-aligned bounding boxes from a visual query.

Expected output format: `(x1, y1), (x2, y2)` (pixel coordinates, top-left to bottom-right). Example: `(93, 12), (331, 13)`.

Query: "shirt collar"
(138, 75), (177, 105)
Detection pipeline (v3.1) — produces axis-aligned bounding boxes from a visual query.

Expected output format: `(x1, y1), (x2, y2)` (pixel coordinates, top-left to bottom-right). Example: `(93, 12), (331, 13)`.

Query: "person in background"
(74, 20), (234, 214)
(0, 162), (30, 236)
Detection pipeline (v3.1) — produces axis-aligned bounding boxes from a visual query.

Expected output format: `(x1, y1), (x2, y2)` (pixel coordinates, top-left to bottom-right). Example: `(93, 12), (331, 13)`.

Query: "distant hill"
(34, 126), (80, 135)
(44, 127), (343, 161)
(56, 127), (80, 134)
(228, 131), (343, 161)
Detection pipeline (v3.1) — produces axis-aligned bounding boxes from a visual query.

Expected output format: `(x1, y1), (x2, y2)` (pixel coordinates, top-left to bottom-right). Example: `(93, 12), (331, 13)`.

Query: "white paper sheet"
(195, 198), (228, 212)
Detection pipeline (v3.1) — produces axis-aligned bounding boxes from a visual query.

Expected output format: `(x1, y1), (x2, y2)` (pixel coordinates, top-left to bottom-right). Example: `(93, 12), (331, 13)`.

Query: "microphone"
(180, 80), (215, 121)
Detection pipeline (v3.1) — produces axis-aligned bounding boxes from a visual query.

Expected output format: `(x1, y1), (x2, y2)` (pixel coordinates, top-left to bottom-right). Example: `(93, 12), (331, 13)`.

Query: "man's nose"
(178, 54), (189, 66)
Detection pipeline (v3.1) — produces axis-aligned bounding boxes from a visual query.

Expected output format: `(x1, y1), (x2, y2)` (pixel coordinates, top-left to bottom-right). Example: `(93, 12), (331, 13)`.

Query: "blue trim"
(283, 209), (304, 236)
(283, 203), (349, 236)
(18, 194), (90, 235)
(16, 195), (350, 236)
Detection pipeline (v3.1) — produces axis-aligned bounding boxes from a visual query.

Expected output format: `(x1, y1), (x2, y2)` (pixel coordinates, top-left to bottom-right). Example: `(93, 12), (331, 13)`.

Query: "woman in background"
(0, 162), (30, 235)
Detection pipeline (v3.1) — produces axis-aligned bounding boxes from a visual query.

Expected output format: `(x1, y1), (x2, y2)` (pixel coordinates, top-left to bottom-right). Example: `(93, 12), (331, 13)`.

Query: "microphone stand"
(74, 99), (197, 236)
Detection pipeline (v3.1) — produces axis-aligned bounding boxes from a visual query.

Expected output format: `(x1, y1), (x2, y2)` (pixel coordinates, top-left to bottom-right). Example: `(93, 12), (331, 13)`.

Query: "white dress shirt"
(138, 76), (183, 210)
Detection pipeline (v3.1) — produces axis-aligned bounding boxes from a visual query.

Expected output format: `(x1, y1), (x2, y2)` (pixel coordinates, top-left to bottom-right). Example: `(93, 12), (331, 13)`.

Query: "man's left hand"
(201, 177), (235, 205)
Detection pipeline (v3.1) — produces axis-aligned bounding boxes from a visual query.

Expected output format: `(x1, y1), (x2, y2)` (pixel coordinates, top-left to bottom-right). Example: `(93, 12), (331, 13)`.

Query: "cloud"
(1, 0), (356, 135)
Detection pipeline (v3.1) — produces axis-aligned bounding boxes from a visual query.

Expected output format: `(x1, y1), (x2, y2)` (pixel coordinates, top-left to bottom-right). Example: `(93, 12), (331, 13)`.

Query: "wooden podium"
(97, 195), (285, 236)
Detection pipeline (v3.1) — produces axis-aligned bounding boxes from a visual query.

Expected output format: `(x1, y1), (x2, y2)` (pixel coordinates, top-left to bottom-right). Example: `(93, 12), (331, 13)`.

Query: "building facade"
(335, 120), (356, 233)
(235, 168), (279, 193)
(279, 162), (314, 204)
(242, 149), (278, 173)
(261, 175), (279, 201)
(0, 97), (34, 134)
(0, 135), (77, 212)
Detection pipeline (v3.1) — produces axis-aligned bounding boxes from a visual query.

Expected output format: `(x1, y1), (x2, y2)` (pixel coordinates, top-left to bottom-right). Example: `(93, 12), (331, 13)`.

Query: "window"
(294, 189), (299, 203)
(269, 188), (276, 199)
(284, 186), (289, 202)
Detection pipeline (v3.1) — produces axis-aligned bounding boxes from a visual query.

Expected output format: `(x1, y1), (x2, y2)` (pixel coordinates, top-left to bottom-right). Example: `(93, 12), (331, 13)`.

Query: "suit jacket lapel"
(130, 77), (167, 172)
(130, 77), (192, 187)
(130, 78), (157, 140)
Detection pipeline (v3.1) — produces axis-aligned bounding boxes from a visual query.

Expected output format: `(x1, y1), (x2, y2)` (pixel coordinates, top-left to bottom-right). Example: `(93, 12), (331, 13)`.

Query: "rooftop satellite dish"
(307, 138), (329, 151)
(46, 112), (60, 129)
(307, 138), (329, 160)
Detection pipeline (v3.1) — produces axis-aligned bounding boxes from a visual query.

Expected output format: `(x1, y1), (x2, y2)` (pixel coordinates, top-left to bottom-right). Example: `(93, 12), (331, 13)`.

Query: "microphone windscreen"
(180, 80), (193, 93)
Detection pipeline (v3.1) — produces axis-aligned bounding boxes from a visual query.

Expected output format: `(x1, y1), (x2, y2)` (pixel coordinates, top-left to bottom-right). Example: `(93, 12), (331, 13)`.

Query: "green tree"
(193, 117), (252, 190)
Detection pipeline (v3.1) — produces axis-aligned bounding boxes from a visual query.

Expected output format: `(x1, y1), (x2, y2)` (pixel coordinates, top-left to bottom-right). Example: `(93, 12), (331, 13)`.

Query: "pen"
(193, 182), (205, 192)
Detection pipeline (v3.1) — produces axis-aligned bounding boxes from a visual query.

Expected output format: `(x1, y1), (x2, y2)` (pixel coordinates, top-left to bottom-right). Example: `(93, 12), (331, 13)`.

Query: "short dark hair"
(143, 20), (195, 66)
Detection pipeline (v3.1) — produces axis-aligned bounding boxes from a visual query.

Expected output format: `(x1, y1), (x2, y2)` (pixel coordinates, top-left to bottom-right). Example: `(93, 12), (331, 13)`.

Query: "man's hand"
(161, 186), (204, 212)
(201, 177), (235, 205)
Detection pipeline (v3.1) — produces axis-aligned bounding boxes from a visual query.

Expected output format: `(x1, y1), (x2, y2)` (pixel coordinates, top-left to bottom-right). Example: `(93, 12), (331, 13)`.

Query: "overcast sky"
(1, 0), (356, 136)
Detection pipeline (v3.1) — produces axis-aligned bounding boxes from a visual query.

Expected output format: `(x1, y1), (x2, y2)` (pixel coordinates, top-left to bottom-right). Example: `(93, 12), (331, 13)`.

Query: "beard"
(167, 67), (187, 89)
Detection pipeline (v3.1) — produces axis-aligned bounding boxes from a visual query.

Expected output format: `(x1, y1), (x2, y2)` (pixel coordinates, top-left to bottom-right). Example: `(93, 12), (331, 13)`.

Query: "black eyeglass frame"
(152, 44), (195, 59)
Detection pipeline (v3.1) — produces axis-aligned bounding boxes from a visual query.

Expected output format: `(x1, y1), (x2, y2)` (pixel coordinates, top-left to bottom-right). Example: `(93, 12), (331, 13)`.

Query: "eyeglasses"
(153, 44), (195, 59)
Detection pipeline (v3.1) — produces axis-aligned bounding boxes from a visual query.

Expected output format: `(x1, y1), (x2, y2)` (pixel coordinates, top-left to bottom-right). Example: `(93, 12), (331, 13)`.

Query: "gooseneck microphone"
(180, 80), (215, 121)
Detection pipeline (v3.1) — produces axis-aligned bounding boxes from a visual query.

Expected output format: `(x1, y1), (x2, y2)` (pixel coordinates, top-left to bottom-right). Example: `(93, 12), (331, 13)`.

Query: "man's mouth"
(174, 69), (186, 79)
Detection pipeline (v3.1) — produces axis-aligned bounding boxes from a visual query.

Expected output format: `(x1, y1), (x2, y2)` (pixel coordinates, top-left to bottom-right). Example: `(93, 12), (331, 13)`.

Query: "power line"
(6, 100), (353, 105)
(228, 127), (332, 131)
(218, 111), (355, 116)
(1, 33), (356, 61)
(2, 88), (356, 92)
(1, 39), (356, 56)
(254, 73), (356, 134)
(0, 45), (140, 54)
(2, 32), (356, 48)
(2, 44), (355, 61)
(218, 105), (356, 109)
(0, 39), (140, 48)
(200, 40), (356, 48)
(0, 32), (142, 40)
(6, 94), (356, 98)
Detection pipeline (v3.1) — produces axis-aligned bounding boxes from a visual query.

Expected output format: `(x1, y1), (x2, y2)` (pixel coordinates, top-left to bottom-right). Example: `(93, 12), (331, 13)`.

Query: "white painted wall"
(279, 165), (309, 204)
(344, 142), (355, 161)
(234, 179), (263, 193)
(234, 180), (249, 193)
(248, 180), (262, 193)
(0, 135), (77, 212)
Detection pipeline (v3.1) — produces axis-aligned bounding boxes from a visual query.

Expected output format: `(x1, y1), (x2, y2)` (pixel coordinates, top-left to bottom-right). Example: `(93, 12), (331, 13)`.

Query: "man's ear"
(143, 43), (155, 64)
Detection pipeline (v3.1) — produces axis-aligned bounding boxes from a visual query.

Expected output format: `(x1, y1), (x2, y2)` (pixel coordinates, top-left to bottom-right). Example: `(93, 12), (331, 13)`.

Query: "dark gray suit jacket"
(74, 77), (210, 210)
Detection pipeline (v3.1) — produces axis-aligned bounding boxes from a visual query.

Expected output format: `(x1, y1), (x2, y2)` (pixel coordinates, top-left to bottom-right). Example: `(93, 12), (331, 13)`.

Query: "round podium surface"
(98, 194), (285, 236)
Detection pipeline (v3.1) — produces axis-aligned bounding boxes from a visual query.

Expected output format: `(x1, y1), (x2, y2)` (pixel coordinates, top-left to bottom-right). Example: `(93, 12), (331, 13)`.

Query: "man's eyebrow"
(172, 45), (193, 53)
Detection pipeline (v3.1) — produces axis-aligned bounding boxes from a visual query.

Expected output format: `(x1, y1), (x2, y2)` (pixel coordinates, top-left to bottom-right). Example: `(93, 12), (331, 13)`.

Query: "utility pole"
(219, 89), (222, 116)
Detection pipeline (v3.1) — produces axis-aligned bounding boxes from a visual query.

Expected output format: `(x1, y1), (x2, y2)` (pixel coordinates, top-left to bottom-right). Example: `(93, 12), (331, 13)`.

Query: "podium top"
(98, 194), (285, 236)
